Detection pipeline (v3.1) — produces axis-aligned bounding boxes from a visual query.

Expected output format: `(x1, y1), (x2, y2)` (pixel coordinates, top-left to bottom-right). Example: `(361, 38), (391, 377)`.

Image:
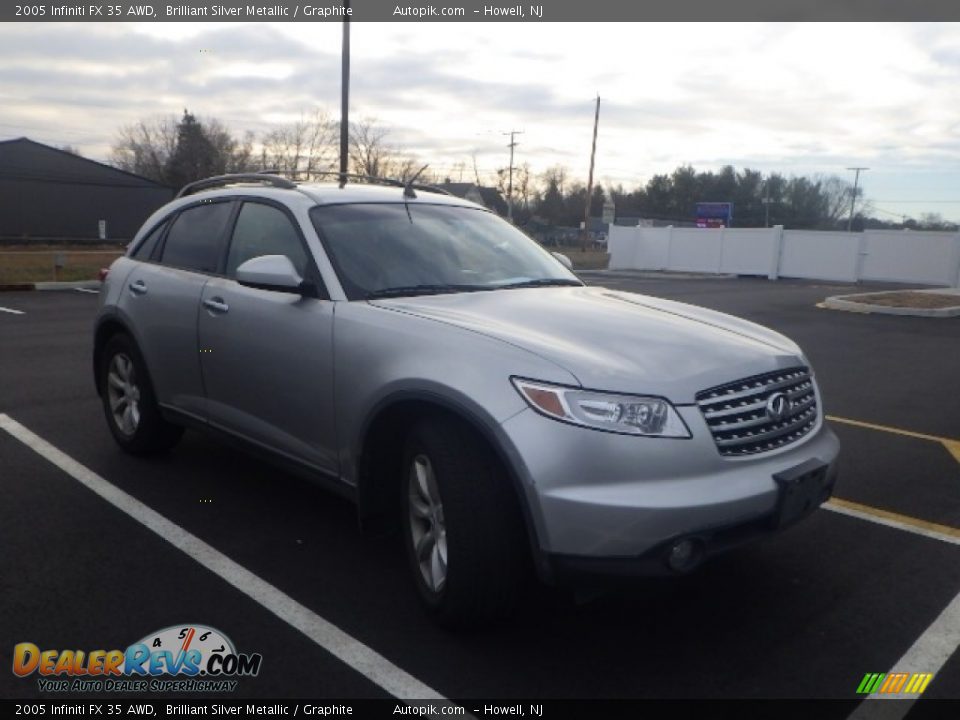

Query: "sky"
(1, 21), (959, 222)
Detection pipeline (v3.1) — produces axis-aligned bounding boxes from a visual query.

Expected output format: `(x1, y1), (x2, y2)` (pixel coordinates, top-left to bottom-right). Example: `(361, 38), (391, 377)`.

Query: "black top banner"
(3, 0), (960, 22)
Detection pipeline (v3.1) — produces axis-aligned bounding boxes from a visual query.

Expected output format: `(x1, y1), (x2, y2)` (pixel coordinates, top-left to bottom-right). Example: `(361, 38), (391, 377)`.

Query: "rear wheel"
(100, 334), (183, 454)
(401, 417), (529, 626)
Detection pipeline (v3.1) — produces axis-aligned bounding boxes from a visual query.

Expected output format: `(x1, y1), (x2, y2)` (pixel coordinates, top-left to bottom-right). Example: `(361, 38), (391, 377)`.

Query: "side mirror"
(236, 255), (313, 295)
(551, 252), (574, 270)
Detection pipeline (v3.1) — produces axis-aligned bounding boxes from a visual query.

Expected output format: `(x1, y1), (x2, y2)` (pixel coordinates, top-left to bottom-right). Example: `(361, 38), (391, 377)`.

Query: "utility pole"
(581, 95), (600, 252)
(846, 167), (868, 232)
(502, 130), (523, 223)
(338, 0), (351, 186)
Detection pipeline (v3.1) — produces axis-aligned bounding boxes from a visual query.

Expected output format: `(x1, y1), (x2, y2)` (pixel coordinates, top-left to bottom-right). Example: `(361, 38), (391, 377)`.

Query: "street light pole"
(339, 0), (351, 186)
(846, 167), (868, 232)
(581, 94), (600, 252)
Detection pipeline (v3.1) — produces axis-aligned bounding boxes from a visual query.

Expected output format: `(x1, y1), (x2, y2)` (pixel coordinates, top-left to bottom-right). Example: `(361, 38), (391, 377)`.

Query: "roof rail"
(258, 169), (455, 197)
(176, 173), (297, 199)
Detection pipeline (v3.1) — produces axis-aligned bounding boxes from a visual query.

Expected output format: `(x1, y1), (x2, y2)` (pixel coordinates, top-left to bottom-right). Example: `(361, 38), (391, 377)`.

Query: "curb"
(823, 293), (960, 318)
(0, 280), (100, 292)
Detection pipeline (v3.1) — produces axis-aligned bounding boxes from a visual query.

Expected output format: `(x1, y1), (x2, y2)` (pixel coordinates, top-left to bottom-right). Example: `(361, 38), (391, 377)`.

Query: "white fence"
(608, 225), (960, 287)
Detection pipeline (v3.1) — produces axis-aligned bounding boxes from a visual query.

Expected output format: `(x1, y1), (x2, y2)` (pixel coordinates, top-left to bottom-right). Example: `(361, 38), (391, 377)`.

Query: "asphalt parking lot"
(1, 276), (958, 708)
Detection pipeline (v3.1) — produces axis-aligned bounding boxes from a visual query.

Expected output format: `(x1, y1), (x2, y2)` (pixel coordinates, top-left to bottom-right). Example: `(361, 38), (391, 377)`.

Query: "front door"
(197, 200), (337, 475)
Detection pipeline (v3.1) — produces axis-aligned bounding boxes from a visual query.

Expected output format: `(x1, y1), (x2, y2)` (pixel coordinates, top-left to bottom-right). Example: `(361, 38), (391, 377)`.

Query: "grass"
(553, 246), (610, 270)
(0, 244), (125, 284)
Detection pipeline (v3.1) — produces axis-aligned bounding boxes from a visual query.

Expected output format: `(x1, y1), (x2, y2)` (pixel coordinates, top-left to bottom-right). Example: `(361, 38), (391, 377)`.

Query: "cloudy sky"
(2, 21), (959, 221)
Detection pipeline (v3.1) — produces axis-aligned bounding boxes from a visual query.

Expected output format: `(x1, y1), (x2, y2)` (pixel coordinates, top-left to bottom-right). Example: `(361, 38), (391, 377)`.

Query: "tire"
(99, 333), (183, 455)
(401, 417), (530, 626)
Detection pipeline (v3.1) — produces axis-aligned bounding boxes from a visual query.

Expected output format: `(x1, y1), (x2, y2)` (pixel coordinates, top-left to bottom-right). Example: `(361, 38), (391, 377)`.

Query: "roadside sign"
(696, 202), (733, 228)
(602, 201), (615, 224)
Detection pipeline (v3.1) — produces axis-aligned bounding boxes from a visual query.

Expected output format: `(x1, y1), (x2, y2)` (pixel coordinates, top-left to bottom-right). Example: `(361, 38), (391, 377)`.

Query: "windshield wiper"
(497, 278), (584, 290)
(366, 284), (490, 299)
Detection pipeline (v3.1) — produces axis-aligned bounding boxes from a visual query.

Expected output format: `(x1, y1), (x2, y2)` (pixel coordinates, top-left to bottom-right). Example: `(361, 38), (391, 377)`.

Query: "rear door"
(120, 199), (234, 419)
(197, 199), (337, 475)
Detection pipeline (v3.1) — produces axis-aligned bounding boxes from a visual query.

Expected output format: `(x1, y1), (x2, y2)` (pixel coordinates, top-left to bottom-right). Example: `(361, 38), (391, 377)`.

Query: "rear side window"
(131, 220), (167, 260)
(226, 202), (309, 278)
(160, 201), (233, 273)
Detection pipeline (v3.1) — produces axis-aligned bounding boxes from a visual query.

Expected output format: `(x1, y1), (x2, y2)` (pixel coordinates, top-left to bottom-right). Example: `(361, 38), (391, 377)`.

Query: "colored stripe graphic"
(904, 673), (934, 694)
(857, 673), (885, 694)
(857, 672), (933, 695)
(880, 673), (908, 693)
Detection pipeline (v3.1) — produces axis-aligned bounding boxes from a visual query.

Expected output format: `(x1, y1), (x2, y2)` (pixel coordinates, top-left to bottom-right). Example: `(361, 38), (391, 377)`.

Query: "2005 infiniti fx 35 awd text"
(93, 173), (840, 625)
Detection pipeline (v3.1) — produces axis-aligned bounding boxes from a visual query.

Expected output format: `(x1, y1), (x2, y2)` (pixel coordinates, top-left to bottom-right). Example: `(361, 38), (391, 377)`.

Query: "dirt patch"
(564, 249), (610, 270)
(0, 247), (124, 283)
(850, 292), (960, 309)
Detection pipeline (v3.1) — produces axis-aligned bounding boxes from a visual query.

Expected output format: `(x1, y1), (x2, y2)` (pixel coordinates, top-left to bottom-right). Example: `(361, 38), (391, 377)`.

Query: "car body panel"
(331, 300), (580, 487)
(114, 262), (208, 418)
(198, 277), (338, 475)
(499, 403), (838, 557)
(369, 286), (806, 403)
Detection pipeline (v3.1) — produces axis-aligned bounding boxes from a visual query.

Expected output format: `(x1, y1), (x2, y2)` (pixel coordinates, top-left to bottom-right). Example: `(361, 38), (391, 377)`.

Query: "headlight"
(511, 378), (691, 438)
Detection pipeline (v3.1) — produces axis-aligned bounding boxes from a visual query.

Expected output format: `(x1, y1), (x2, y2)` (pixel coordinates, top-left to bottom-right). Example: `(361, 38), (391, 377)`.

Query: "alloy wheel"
(407, 454), (448, 593)
(107, 352), (141, 437)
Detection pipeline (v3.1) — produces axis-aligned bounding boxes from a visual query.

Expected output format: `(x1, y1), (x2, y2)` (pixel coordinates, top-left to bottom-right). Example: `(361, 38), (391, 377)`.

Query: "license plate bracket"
(773, 458), (829, 528)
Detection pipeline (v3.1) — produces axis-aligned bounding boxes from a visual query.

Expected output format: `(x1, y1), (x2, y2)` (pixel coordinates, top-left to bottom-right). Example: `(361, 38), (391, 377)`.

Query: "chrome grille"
(696, 367), (818, 457)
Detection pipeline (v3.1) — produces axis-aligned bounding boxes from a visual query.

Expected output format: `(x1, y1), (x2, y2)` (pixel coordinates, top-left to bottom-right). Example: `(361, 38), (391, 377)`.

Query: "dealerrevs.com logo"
(13, 624), (262, 693)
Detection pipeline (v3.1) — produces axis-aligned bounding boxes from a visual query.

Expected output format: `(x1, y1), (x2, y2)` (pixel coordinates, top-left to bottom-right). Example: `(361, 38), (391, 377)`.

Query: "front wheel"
(401, 418), (530, 626)
(100, 334), (183, 454)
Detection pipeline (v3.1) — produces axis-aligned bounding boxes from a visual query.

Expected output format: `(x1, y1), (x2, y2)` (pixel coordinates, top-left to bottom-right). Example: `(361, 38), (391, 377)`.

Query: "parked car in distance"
(94, 173), (840, 625)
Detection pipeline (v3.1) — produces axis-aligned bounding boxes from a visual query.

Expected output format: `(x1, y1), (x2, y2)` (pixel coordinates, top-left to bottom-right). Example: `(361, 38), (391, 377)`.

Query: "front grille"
(695, 367), (818, 457)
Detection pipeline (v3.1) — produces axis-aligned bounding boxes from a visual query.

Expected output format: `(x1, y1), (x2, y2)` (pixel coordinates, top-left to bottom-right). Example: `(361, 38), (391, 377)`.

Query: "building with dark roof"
(0, 137), (173, 242)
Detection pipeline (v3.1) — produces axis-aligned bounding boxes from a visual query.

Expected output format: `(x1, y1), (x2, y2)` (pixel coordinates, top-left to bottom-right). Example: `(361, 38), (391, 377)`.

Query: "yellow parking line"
(827, 415), (960, 465)
(825, 497), (960, 541)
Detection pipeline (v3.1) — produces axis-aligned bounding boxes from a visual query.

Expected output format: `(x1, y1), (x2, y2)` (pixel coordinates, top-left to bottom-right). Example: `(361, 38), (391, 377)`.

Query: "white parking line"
(0, 413), (455, 709)
(824, 499), (960, 547)
(0, 305), (25, 315)
(848, 591), (960, 718)
(74, 287), (99, 294)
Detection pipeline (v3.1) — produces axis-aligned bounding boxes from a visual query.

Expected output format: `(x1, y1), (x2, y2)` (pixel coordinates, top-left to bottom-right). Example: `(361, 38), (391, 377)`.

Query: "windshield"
(309, 203), (581, 300)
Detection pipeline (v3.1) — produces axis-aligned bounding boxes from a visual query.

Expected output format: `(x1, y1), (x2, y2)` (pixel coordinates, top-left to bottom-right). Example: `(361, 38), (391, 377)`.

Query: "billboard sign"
(696, 202), (733, 228)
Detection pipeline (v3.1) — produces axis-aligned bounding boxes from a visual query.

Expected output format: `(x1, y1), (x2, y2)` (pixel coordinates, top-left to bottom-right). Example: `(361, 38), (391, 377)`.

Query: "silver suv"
(94, 174), (839, 624)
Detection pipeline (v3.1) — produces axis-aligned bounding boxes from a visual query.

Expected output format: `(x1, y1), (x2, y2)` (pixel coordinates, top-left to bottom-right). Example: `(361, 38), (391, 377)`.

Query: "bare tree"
(542, 165), (568, 196)
(348, 118), (394, 177)
(515, 163), (533, 210)
(110, 115), (179, 184)
(111, 111), (257, 187)
(261, 109), (337, 177)
(817, 175), (854, 227)
(494, 167), (509, 196)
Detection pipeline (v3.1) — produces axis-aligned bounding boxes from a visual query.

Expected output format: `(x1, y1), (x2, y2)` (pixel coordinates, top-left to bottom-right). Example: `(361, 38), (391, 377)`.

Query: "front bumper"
(498, 404), (840, 574)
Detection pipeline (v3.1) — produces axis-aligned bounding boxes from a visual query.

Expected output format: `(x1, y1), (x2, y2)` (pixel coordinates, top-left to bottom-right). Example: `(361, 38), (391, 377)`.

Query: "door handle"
(128, 280), (147, 295)
(203, 297), (229, 314)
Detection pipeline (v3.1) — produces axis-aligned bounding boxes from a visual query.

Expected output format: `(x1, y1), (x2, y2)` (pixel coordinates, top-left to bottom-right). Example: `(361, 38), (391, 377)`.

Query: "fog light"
(666, 538), (703, 572)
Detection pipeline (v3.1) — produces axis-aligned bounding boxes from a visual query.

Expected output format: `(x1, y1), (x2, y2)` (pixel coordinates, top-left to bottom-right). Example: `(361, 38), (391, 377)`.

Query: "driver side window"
(226, 202), (309, 279)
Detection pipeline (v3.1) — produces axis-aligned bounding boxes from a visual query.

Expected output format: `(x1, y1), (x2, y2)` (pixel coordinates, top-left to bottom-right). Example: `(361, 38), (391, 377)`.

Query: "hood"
(371, 286), (807, 403)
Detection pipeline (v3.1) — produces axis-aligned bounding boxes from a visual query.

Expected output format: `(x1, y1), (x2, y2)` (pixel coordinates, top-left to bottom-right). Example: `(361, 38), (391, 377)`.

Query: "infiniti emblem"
(766, 392), (791, 421)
